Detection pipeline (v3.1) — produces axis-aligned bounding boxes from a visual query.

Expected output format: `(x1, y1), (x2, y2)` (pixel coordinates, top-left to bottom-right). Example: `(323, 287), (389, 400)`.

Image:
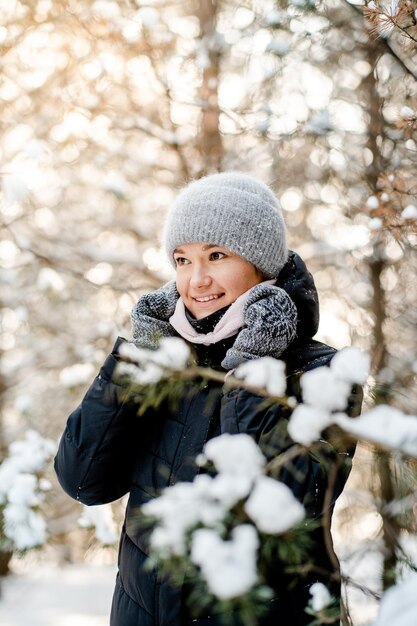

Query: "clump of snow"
(264, 10), (285, 26)
(401, 204), (417, 220)
(366, 195), (379, 209)
(143, 476), (227, 557)
(202, 433), (265, 480)
(117, 359), (163, 385)
(39, 477), (52, 491)
(137, 7), (159, 30)
(191, 525), (259, 600)
(7, 473), (38, 507)
(78, 504), (118, 545)
(234, 357), (287, 397)
(288, 404), (333, 446)
(209, 473), (254, 510)
(196, 43), (211, 69)
(309, 582), (332, 611)
(37, 267), (66, 292)
(118, 337), (191, 385)
(369, 217), (383, 230)
(400, 106), (415, 118)
(143, 434), (306, 599)
(288, 348), (369, 446)
(0, 430), (55, 550)
(335, 405), (417, 458)
(244, 475), (305, 534)
(256, 119), (270, 133)
(59, 362), (95, 387)
(155, 337), (191, 369)
(143, 435), (266, 557)
(288, 348), (417, 459)
(3, 505), (47, 550)
(373, 573), (417, 626)
(300, 367), (351, 412)
(266, 38), (290, 56)
(388, 0), (400, 17)
(300, 347), (367, 413)
(330, 347), (370, 385)
(0, 430), (56, 488)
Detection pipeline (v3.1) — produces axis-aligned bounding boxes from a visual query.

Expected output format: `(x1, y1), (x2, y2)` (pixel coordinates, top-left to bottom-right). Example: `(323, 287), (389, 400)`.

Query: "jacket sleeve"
(54, 337), (141, 506)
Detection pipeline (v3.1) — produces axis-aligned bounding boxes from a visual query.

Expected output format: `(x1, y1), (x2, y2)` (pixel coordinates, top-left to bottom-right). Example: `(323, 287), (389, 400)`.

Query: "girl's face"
(174, 242), (263, 319)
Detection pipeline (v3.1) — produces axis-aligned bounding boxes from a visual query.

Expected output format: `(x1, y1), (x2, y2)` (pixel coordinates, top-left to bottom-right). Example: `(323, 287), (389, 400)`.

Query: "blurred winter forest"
(0, 0), (416, 624)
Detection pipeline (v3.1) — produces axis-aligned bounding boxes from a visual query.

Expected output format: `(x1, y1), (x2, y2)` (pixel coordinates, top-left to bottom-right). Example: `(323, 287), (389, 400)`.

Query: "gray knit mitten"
(221, 284), (298, 370)
(131, 280), (179, 349)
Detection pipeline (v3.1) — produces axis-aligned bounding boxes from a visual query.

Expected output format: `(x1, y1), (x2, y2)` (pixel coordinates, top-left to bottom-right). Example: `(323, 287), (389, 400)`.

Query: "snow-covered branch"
(141, 433), (309, 620)
(0, 430), (56, 551)
(115, 339), (417, 622)
(119, 339), (417, 460)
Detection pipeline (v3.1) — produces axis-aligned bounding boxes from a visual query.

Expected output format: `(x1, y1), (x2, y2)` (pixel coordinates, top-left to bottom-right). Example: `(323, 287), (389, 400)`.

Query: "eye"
(174, 256), (190, 266)
(209, 251), (226, 261)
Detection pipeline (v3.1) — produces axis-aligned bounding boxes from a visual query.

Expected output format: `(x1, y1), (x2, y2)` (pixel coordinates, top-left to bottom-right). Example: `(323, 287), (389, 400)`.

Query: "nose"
(190, 262), (211, 289)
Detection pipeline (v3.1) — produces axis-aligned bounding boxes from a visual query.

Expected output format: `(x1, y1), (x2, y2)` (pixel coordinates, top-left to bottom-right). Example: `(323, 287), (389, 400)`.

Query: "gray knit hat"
(163, 172), (287, 278)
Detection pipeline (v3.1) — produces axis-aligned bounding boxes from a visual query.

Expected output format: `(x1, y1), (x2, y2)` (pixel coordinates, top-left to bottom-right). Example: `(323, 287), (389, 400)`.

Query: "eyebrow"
(173, 244), (218, 254)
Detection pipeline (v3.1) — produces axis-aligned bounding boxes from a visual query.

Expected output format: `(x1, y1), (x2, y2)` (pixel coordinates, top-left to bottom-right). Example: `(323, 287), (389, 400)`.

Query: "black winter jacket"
(55, 252), (361, 626)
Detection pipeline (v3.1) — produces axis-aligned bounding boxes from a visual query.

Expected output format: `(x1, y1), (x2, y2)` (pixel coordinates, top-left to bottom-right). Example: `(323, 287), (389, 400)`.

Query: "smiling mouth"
(193, 294), (224, 303)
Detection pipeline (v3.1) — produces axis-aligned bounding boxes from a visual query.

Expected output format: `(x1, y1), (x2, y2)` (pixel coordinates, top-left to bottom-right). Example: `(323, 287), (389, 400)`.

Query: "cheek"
(175, 274), (187, 299)
(226, 270), (262, 298)
(221, 273), (249, 296)
(227, 277), (244, 295)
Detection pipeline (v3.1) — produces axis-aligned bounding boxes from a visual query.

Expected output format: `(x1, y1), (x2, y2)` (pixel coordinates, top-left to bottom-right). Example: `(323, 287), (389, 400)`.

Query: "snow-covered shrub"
(78, 503), (118, 545)
(115, 338), (194, 416)
(287, 347), (417, 459)
(117, 337), (191, 385)
(141, 433), (308, 620)
(0, 430), (56, 551)
(234, 357), (287, 396)
(119, 340), (417, 622)
(288, 347), (370, 445)
(308, 581), (332, 612)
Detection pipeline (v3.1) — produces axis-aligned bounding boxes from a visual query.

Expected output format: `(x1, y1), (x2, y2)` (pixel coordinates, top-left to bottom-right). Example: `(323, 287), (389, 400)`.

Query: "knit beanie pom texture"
(163, 172), (288, 279)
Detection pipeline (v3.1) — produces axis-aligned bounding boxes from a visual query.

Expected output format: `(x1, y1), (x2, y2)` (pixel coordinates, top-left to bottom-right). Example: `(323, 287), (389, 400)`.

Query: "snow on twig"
(0, 430), (56, 550)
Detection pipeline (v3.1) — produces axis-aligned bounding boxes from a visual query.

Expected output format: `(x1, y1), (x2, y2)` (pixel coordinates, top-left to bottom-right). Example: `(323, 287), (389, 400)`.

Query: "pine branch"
(342, 0), (417, 80)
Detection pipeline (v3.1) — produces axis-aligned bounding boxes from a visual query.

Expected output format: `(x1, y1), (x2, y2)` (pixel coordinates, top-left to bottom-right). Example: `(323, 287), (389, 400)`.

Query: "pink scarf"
(169, 280), (275, 346)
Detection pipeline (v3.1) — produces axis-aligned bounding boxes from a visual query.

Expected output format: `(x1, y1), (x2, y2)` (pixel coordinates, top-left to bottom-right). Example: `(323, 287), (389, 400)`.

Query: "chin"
(192, 305), (222, 319)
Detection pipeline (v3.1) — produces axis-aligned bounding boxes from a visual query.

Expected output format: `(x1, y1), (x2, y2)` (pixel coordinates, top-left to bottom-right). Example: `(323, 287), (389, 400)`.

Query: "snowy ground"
(0, 558), (376, 626)
(0, 563), (117, 626)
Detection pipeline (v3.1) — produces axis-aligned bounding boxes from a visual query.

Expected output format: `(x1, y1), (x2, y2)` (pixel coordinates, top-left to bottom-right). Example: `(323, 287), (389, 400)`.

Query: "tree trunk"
(364, 38), (399, 591)
(196, 0), (223, 174)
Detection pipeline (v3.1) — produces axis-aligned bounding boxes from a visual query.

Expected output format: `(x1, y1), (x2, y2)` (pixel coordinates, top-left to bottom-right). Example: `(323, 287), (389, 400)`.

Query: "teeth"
(195, 295), (219, 302)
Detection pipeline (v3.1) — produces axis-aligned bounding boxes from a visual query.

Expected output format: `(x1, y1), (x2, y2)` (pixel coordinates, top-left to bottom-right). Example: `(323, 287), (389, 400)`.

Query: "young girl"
(55, 172), (359, 626)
